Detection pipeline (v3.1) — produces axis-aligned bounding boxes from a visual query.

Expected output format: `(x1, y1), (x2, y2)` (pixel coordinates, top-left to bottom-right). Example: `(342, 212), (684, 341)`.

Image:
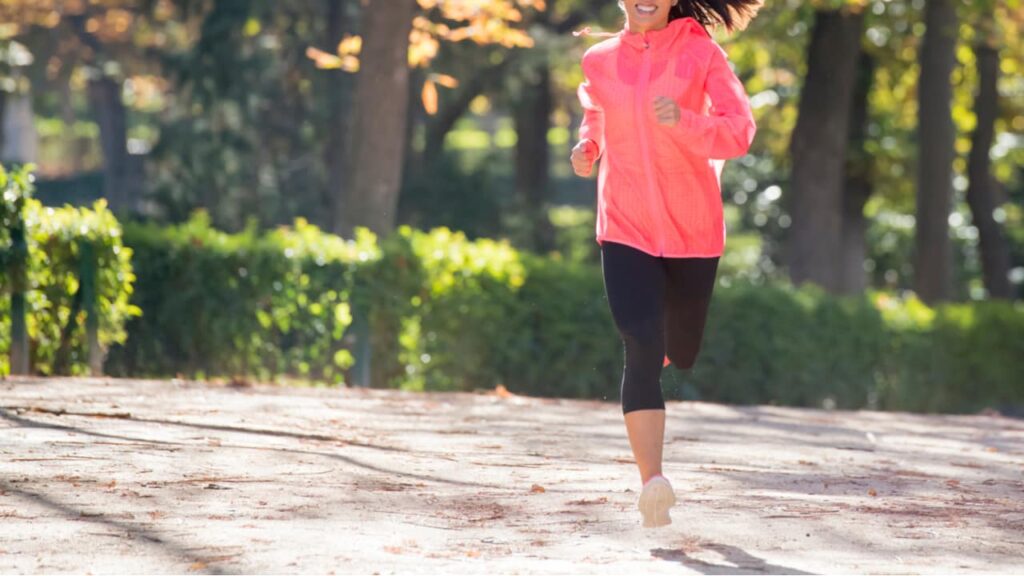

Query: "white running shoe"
(638, 474), (676, 528)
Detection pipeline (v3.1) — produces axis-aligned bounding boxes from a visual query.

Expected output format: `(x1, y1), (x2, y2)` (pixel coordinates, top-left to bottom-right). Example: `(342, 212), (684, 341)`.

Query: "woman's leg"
(663, 257), (720, 369)
(623, 409), (666, 485)
(600, 241), (667, 484)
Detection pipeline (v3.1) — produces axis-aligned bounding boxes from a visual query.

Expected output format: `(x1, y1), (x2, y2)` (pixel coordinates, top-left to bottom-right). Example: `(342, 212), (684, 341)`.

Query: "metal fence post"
(8, 211), (29, 375)
(351, 303), (371, 388)
(80, 240), (102, 376)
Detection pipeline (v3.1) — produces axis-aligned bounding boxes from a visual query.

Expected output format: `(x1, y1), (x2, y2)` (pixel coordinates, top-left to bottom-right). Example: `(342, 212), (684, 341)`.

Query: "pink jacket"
(577, 17), (756, 257)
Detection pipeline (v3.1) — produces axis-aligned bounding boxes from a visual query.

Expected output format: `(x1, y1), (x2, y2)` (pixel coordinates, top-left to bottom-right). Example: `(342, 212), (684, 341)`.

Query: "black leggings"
(600, 241), (719, 414)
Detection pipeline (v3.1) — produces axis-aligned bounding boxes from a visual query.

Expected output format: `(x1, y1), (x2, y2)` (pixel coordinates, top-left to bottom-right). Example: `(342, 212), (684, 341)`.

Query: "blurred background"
(1, 0), (1022, 415)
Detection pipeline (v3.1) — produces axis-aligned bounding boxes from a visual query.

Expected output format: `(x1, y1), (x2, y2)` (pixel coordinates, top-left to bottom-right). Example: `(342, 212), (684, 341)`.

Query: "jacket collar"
(618, 16), (710, 50)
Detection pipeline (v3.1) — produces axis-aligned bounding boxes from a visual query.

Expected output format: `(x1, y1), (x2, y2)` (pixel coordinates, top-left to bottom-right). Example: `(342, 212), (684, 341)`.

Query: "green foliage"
(398, 151), (504, 240)
(876, 295), (1024, 413)
(100, 215), (1024, 414)
(687, 282), (888, 409)
(391, 226), (527, 392)
(1, 164), (139, 375)
(548, 205), (599, 265)
(105, 212), (378, 383)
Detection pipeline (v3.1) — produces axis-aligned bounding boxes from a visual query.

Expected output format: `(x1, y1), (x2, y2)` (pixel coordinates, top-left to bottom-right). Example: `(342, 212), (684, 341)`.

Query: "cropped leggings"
(600, 240), (720, 414)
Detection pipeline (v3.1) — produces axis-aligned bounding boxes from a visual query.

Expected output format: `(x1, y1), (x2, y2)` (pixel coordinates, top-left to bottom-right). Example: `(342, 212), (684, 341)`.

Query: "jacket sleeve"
(674, 44), (756, 160)
(577, 58), (606, 158)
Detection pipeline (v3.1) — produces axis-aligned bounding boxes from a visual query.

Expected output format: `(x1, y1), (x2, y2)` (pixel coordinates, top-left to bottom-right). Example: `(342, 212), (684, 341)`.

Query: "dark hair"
(669, 0), (763, 33)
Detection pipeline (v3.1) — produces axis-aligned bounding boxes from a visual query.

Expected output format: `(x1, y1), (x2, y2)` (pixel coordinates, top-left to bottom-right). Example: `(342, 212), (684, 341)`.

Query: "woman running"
(572, 0), (761, 528)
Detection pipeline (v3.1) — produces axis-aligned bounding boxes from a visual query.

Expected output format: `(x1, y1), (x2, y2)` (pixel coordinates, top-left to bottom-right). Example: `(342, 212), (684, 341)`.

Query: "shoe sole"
(638, 478), (676, 528)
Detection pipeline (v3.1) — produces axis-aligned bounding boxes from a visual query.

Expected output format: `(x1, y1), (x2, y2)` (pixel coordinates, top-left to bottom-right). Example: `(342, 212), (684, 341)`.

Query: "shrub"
(1, 164), (139, 375)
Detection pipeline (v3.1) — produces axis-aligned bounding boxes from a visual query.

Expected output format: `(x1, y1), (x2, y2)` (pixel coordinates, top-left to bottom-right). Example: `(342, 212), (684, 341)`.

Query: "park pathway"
(1, 376), (1023, 574)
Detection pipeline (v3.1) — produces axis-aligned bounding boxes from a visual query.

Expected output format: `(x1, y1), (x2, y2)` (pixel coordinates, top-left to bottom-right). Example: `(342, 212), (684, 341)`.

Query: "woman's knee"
(622, 382), (665, 414)
(617, 315), (663, 351)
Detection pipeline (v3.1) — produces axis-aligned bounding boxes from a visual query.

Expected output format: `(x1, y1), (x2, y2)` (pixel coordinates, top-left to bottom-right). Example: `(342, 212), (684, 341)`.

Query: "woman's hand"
(654, 96), (681, 126)
(571, 139), (599, 177)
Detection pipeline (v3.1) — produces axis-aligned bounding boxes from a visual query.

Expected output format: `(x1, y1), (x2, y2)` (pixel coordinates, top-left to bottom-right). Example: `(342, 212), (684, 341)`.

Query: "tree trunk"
(0, 89), (39, 164)
(88, 76), (141, 215)
(0, 90), (6, 155)
(785, 9), (864, 292)
(336, 0), (418, 239)
(514, 60), (555, 253)
(839, 49), (876, 294)
(321, 0), (354, 232)
(60, 77), (88, 174)
(966, 33), (1012, 299)
(914, 0), (959, 304)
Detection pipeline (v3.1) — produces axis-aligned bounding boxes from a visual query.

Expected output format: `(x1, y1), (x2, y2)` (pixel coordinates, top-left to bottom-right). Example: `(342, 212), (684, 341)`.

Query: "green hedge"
(386, 226), (621, 399)
(100, 212), (1024, 414)
(5, 196), (1021, 414)
(1, 165), (139, 375)
(104, 212), (380, 383)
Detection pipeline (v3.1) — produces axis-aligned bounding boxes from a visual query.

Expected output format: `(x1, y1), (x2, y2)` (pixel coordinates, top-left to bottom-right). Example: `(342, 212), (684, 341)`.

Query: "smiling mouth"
(635, 3), (658, 15)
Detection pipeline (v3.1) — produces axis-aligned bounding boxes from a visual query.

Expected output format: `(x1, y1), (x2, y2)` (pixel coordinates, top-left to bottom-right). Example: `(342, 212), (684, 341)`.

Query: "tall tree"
(965, 7), (1012, 299)
(839, 48), (876, 294)
(320, 0), (357, 233)
(38, 3), (155, 216)
(319, 0), (545, 238)
(914, 0), (959, 303)
(785, 7), (864, 292)
(513, 57), (555, 252)
(336, 0), (419, 239)
(511, 8), (588, 253)
(0, 88), (38, 164)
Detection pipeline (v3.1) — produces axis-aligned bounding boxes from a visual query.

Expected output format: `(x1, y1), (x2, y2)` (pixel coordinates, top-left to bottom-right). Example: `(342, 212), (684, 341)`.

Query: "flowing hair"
(669, 0), (764, 32)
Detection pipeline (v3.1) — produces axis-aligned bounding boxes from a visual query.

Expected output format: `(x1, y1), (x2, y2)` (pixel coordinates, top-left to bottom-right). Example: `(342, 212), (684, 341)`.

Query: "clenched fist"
(653, 96), (681, 126)
(571, 139), (600, 177)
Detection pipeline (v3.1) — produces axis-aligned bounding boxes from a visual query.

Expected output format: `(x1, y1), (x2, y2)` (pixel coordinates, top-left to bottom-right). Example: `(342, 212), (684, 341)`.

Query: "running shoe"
(638, 474), (676, 528)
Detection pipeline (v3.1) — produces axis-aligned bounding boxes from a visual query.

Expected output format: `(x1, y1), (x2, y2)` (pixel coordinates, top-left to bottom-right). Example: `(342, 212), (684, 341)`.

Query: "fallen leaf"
(530, 484), (546, 493)
(188, 561), (207, 571)
(567, 497), (608, 505)
(494, 384), (513, 398)
(868, 488), (877, 497)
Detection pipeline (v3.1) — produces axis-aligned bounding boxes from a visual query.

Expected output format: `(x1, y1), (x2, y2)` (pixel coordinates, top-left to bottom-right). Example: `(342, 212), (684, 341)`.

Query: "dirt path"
(1, 376), (1022, 574)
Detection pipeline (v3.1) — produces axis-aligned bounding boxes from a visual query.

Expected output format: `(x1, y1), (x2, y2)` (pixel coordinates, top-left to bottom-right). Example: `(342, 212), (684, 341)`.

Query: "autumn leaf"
(306, 46), (344, 70)
(337, 35), (362, 56)
(530, 484), (545, 493)
(422, 80), (439, 115)
(308, 1), (543, 72)
(433, 74), (459, 89)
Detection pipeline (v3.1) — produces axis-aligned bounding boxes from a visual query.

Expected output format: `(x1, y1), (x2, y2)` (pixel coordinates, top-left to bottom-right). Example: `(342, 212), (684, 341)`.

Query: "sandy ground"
(1, 376), (1022, 575)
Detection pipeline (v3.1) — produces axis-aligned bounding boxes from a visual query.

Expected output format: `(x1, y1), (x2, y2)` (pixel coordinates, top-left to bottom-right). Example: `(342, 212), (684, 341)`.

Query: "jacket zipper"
(635, 33), (666, 256)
